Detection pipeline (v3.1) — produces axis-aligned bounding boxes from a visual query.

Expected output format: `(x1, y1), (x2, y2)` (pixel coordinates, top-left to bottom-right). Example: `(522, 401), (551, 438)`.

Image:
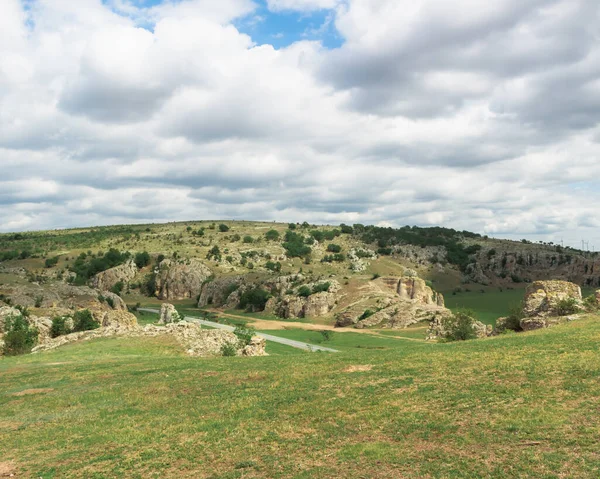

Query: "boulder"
(303, 292), (336, 317)
(397, 277), (444, 307)
(355, 302), (451, 329)
(100, 311), (138, 330)
(159, 303), (179, 324)
(29, 316), (53, 344)
(522, 280), (582, 318)
(197, 276), (244, 308)
(92, 260), (138, 291)
(155, 259), (213, 300)
(426, 315), (491, 341)
(335, 311), (359, 328)
(101, 292), (127, 311)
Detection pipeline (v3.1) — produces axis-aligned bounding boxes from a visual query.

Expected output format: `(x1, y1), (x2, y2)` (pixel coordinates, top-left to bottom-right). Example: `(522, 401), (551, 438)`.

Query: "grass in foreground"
(2, 318), (600, 477)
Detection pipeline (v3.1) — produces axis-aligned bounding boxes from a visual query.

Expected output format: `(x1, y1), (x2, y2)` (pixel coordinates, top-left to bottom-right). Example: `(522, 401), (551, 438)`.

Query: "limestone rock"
(92, 260), (138, 291)
(522, 280), (582, 318)
(303, 292), (337, 317)
(100, 311), (138, 330)
(101, 291), (127, 311)
(197, 276), (244, 308)
(155, 259), (213, 300)
(335, 312), (359, 328)
(159, 303), (180, 324)
(426, 315), (491, 341)
(29, 316), (53, 344)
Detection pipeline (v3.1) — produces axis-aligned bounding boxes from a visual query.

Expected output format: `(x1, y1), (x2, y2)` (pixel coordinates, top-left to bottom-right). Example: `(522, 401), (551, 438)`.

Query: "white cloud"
(0, 0), (600, 248)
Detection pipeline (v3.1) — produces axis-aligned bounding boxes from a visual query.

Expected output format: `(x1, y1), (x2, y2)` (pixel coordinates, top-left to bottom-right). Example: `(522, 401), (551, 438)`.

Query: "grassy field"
(443, 288), (526, 326)
(2, 317), (600, 478)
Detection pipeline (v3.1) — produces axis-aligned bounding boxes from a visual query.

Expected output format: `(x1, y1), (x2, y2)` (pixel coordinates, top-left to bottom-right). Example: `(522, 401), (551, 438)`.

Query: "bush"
(340, 224), (353, 234)
(377, 247), (393, 256)
(297, 285), (312, 297)
(221, 342), (238, 357)
(72, 309), (100, 332)
(207, 246), (222, 261)
(243, 236), (254, 244)
(219, 224), (230, 232)
(320, 330), (334, 342)
(45, 256), (60, 268)
(234, 326), (256, 346)
(111, 280), (125, 296)
(499, 305), (523, 332)
(441, 310), (477, 341)
(50, 317), (72, 338)
(327, 244), (342, 253)
(283, 231), (311, 258)
(359, 309), (375, 320)
(371, 273), (381, 280)
(134, 251), (151, 268)
(265, 261), (281, 272)
(312, 282), (330, 294)
(555, 298), (580, 316)
(2, 314), (39, 356)
(239, 288), (270, 311)
(265, 229), (280, 241)
(288, 223), (297, 230)
(584, 295), (599, 311)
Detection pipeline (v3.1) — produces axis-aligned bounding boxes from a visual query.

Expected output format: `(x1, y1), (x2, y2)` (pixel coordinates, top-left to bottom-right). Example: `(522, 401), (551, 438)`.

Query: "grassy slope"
(2, 318), (600, 478)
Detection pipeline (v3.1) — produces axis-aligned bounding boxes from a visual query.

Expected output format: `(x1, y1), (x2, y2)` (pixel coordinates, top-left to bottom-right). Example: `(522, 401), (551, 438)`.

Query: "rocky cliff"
(155, 259), (213, 300)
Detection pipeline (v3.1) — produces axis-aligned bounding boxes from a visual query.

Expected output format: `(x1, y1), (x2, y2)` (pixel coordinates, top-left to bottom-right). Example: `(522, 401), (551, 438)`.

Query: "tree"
(134, 251), (151, 268)
(239, 288), (271, 311)
(72, 309), (100, 332)
(2, 314), (38, 356)
(219, 224), (230, 232)
(327, 244), (342, 253)
(265, 229), (280, 241)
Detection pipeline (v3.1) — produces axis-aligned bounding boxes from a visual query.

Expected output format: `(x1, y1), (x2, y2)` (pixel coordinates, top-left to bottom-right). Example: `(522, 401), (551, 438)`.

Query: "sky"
(1, 0), (600, 248)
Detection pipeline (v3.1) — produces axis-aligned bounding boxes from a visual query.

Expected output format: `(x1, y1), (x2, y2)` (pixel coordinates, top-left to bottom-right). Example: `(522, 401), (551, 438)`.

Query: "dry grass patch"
(0, 462), (16, 477)
(10, 388), (54, 397)
(343, 364), (373, 372)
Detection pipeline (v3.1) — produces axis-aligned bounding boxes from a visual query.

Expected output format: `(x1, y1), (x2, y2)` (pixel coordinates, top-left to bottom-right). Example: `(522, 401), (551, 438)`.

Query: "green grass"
(2, 317), (600, 477)
(443, 288), (526, 325)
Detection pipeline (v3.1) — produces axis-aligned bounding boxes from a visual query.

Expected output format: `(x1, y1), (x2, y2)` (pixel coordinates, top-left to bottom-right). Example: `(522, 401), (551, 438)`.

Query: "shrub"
(371, 273), (381, 280)
(207, 246), (222, 261)
(111, 281), (125, 296)
(72, 309), (100, 332)
(45, 256), (60, 268)
(312, 282), (330, 294)
(243, 236), (254, 244)
(2, 314), (39, 356)
(297, 285), (312, 297)
(234, 326), (256, 346)
(283, 231), (311, 258)
(247, 262), (254, 270)
(288, 223), (297, 230)
(584, 295), (599, 311)
(320, 330), (334, 342)
(340, 224), (353, 234)
(219, 224), (230, 232)
(359, 309), (375, 320)
(231, 234), (241, 242)
(134, 251), (151, 268)
(50, 317), (72, 338)
(327, 244), (342, 253)
(239, 288), (270, 311)
(34, 295), (44, 308)
(500, 305), (523, 332)
(441, 310), (477, 341)
(221, 342), (238, 357)
(265, 229), (280, 241)
(555, 298), (580, 316)
(377, 247), (393, 256)
(265, 261), (281, 272)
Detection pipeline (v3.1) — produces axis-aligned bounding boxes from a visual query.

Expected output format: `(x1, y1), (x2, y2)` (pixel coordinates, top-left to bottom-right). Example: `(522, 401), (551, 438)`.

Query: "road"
(138, 308), (339, 353)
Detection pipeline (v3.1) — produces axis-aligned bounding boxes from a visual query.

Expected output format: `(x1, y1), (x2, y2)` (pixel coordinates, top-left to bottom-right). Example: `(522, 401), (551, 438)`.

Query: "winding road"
(138, 308), (339, 353)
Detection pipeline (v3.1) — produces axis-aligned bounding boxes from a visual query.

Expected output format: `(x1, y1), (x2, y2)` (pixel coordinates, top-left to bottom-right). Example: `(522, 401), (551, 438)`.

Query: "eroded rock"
(155, 259), (213, 300)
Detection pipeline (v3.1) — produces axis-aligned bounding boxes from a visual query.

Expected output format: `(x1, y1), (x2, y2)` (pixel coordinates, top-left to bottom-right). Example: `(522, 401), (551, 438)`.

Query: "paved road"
(138, 308), (339, 353)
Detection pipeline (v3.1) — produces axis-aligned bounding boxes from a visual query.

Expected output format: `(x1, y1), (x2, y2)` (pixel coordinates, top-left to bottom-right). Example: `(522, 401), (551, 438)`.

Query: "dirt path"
(205, 309), (426, 342)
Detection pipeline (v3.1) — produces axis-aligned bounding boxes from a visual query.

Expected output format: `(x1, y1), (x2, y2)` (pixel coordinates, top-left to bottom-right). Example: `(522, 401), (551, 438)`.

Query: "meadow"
(2, 317), (600, 478)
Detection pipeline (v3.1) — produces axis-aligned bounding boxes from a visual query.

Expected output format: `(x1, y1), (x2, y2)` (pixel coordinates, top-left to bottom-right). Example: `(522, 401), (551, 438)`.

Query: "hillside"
(0, 221), (597, 326)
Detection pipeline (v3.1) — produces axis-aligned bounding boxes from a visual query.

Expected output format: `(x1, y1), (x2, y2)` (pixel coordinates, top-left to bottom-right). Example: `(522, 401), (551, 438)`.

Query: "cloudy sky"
(1, 0), (599, 247)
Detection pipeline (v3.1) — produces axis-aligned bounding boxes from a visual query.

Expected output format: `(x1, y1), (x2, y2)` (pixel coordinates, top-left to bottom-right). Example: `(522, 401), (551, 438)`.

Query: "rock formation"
(31, 320), (266, 357)
(155, 259), (213, 300)
(159, 303), (181, 324)
(522, 280), (582, 318)
(92, 260), (138, 291)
